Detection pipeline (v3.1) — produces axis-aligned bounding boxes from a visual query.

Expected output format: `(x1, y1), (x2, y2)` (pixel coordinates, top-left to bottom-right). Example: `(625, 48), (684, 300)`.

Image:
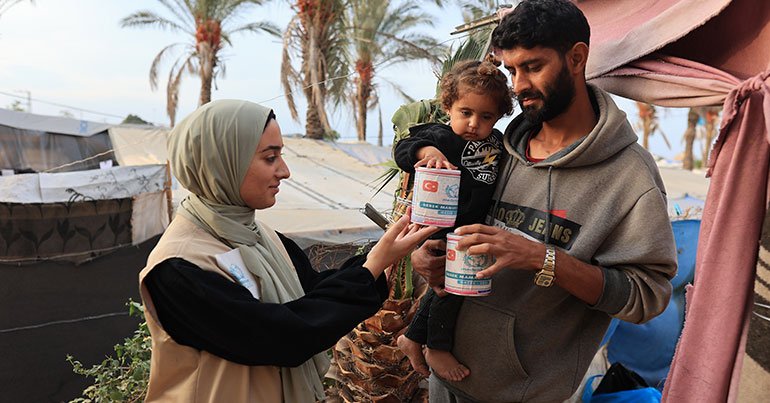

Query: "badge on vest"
(215, 249), (261, 299)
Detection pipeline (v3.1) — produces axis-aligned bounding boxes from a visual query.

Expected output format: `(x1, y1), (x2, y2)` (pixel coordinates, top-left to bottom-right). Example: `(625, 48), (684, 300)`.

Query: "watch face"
(535, 273), (554, 287)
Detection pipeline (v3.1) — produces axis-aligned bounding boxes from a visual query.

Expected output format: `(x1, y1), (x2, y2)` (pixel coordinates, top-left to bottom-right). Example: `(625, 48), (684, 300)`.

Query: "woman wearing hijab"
(139, 100), (437, 402)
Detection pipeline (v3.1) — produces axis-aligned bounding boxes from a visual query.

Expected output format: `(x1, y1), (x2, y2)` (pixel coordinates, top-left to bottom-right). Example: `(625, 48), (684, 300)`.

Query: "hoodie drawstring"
(491, 156), (517, 224)
(545, 166), (553, 246)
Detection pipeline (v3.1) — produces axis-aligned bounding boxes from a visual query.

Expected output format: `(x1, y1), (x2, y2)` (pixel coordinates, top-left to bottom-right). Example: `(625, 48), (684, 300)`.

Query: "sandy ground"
(658, 166), (710, 199)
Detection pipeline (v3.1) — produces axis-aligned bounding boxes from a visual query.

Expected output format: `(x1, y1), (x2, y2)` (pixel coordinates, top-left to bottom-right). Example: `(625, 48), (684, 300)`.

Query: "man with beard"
(409, 0), (678, 401)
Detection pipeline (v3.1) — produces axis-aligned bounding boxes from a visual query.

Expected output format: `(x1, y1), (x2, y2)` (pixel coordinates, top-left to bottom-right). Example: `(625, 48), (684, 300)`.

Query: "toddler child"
(394, 59), (513, 382)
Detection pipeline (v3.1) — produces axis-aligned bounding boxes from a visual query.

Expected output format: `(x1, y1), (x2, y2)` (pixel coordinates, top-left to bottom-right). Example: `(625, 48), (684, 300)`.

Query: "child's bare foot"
(425, 348), (470, 382)
(396, 335), (430, 377)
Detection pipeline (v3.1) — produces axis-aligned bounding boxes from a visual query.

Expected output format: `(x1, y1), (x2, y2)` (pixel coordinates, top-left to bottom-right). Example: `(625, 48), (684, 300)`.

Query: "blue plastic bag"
(582, 385), (662, 403)
(582, 372), (662, 402)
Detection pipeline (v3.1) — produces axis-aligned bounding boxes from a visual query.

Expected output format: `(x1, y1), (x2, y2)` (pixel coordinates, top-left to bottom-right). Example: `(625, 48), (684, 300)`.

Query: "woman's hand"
(415, 146), (457, 170)
(364, 208), (440, 279)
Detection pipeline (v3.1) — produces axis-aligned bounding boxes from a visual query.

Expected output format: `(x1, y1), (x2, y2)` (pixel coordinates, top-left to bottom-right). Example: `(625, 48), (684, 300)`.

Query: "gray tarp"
(0, 108), (116, 173)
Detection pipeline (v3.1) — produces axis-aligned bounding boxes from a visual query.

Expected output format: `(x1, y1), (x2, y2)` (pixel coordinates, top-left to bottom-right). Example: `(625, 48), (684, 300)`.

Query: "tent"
(577, 0), (770, 400)
(0, 108), (114, 173)
(0, 110), (172, 402)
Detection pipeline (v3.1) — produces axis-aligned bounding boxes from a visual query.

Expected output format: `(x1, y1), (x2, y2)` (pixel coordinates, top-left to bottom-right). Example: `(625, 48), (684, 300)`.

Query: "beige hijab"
(168, 99), (329, 402)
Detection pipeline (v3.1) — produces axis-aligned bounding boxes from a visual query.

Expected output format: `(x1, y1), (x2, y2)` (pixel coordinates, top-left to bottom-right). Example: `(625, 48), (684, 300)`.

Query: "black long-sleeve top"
(144, 232), (388, 367)
(394, 123), (504, 235)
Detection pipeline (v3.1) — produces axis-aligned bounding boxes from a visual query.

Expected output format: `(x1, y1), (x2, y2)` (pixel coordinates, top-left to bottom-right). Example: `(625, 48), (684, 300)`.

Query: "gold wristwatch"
(534, 245), (556, 287)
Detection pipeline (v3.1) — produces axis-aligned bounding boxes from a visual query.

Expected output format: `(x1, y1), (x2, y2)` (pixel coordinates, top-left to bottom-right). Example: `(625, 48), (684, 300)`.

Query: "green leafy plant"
(67, 300), (150, 403)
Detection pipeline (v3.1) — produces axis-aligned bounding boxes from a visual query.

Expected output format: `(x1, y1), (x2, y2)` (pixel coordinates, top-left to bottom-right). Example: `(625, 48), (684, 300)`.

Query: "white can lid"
(415, 167), (461, 176)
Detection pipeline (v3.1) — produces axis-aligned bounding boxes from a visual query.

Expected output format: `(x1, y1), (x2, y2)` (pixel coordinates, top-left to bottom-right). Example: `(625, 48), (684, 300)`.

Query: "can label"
(411, 167), (460, 227)
(444, 233), (492, 296)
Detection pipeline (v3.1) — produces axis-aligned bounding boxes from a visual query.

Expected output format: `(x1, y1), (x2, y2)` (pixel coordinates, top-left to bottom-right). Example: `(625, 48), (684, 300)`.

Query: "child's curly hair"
(440, 60), (513, 117)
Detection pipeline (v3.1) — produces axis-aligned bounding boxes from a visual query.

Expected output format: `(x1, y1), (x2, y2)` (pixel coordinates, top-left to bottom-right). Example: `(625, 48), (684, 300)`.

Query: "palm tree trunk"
(356, 86), (368, 142)
(304, 87), (325, 139)
(683, 108), (698, 171)
(307, 23), (334, 138)
(377, 105), (383, 147)
(355, 61), (373, 142)
(703, 107), (719, 164)
(636, 102), (653, 150)
(328, 264), (429, 402)
(198, 42), (215, 106)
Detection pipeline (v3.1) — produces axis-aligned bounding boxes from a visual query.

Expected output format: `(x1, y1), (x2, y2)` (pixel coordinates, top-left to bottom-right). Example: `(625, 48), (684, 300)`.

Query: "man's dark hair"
(491, 0), (590, 53)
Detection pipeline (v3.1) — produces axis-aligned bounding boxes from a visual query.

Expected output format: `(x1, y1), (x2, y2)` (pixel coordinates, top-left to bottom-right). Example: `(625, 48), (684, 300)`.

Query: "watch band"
(534, 244), (556, 287)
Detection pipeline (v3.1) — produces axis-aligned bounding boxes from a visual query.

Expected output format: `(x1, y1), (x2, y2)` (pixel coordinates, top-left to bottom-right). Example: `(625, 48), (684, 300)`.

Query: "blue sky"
(0, 0), (690, 159)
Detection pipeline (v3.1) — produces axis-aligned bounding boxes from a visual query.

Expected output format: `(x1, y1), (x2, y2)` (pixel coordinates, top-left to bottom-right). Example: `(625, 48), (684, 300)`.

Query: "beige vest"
(139, 215), (283, 403)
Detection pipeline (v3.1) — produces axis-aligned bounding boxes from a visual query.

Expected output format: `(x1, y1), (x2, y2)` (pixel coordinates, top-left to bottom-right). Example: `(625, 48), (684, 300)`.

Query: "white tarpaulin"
(0, 108), (112, 137)
(108, 126), (168, 166)
(0, 164), (167, 203)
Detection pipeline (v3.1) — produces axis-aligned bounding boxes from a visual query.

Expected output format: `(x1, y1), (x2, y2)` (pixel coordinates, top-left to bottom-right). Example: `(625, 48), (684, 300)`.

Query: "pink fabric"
(582, 0), (770, 81)
(578, 0), (731, 79)
(591, 55), (738, 107)
(662, 72), (770, 402)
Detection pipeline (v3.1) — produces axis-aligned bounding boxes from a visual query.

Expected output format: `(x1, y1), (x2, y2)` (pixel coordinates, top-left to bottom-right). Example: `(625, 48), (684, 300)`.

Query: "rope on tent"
(0, 312), (128, 334)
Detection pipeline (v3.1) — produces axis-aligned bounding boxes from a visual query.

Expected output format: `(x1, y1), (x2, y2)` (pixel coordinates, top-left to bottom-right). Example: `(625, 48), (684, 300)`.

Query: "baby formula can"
(444, 232), (493, 296)
(411, 167), (460, 227)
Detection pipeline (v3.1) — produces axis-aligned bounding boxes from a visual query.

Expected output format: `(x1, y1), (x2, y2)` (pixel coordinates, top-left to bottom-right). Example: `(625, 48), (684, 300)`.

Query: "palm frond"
(229, 20), (281, 38)
(155, 0), (195, 28)
(149, 42), (189, 89)
(280, 16), (302, 122)
(434, 35), (487, 94)
(120, 11), (191, 35)
(370, 161), (401, 196)
(381, 78), (416, 104)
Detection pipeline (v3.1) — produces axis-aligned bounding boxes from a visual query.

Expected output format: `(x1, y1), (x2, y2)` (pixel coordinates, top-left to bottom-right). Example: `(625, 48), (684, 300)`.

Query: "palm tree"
(682, 108), (699, 171)
(681, 106), (721, 171)
(635, 102), (671, 152)
(700, 106), (721, 164)
(346, 0), (444, 142)
(281, 0), (348, 139)
(121, 0), (279, 126)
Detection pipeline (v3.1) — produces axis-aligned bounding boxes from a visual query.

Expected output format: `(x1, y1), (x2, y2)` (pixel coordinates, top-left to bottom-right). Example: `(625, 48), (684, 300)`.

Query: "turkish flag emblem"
(447, 249), (456, 261)
(422, 180), (439, 192)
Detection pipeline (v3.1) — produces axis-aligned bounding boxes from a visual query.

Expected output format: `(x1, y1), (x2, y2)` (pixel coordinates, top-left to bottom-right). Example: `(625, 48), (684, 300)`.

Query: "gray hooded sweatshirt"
(441, 85), (677, 402)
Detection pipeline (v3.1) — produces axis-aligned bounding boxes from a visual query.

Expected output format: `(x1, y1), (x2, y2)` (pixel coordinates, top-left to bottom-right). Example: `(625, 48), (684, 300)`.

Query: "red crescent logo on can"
(422, 180), (439, 192)
(447, 249), (456, 261)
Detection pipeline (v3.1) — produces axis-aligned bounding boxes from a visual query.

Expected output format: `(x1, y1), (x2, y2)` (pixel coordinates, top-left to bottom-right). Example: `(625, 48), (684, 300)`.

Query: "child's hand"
(415, 146), (457, 170)
(416, 156), (457, 170)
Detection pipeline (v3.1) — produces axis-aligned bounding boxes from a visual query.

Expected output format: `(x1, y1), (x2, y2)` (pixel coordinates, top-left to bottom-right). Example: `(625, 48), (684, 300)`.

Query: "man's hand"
(454, 224), (542, 279)
(411, 238), (448, 295)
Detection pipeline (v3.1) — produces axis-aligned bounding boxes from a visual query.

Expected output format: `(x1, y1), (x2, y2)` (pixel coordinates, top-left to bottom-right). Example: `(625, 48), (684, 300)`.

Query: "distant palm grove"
(120, 0), (491, 142)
